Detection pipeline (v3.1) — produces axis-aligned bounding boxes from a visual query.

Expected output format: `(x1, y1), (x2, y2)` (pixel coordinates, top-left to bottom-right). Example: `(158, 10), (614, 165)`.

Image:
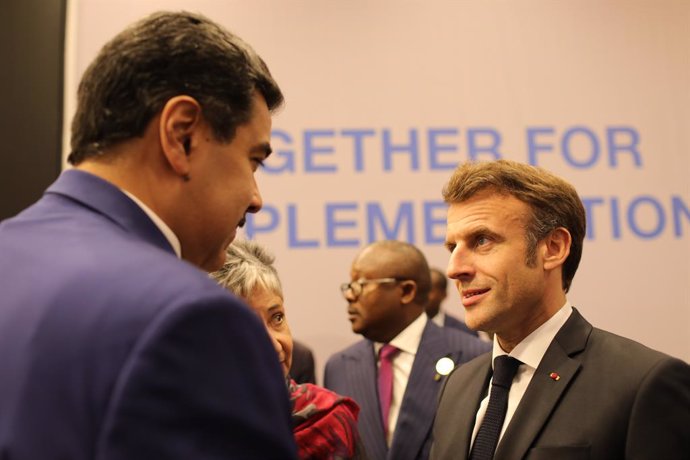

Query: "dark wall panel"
(0, 0), (66, 220)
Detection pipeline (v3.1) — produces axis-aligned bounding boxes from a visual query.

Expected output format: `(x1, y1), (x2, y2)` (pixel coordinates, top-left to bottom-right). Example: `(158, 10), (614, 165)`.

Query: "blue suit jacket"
(324, 319), (490, 460)
(0, 170), (297, 460)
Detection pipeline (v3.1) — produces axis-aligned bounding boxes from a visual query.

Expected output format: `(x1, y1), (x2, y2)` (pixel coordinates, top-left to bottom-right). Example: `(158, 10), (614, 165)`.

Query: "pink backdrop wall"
(64, 0), (690, 381)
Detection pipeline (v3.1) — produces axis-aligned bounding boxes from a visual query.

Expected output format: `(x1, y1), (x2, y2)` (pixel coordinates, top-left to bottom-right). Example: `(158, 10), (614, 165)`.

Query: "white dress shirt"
(374, 312), (428, 446)
(122, 190), (181, 258)
(470, 302), (573, 451)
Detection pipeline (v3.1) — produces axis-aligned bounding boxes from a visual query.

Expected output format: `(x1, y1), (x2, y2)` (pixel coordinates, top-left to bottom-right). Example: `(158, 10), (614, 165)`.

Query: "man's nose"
(247, 185), (263, 214)
(447, 246), (475, 281)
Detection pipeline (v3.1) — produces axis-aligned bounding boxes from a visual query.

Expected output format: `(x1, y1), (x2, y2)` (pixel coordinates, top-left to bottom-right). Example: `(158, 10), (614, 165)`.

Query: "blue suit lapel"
(389, 321), (455, 460)
(47, 169), (174, 254)
(345, 341), (388, 460)
(495, 309), (591, 460)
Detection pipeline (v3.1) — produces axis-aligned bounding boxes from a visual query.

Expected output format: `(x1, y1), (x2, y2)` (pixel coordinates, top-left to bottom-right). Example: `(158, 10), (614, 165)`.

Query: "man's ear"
(159, 96), (202, 179)
(542, 227), (571, 271)
(399, 280), (418, 305)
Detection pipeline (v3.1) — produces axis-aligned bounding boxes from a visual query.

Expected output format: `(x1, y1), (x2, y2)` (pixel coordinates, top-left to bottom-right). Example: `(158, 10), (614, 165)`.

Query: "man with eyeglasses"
(324, 240), (490, 460)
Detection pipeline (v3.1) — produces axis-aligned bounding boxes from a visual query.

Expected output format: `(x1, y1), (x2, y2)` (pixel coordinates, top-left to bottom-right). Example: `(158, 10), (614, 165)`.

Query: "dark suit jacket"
(0, 170), (297, 460)
(291, 339), (316, 384)
(431, 308), (690, 460)
(443, 313), (479, 337)
(324, 319), (490, 460)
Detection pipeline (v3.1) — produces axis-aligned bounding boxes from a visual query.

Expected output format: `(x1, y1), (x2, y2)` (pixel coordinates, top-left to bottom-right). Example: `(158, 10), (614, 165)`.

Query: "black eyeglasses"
(340, 278), (406, 300)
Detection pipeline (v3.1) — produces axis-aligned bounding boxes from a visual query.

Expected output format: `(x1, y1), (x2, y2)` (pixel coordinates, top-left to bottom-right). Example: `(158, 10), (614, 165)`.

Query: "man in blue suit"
(324, 240), (490, 460)
(0, 11), (296, 460)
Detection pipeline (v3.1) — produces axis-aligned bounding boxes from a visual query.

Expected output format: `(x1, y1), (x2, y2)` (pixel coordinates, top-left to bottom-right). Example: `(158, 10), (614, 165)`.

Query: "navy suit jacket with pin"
(324, 319), (490, 460)
(0, 170), (297, 460)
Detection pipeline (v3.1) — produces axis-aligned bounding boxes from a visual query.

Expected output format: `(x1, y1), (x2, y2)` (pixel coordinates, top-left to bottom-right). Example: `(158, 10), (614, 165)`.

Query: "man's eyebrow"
(467, 225), (503, 241)
(467, 225), (493, 235)
(252, 142), (272, 158)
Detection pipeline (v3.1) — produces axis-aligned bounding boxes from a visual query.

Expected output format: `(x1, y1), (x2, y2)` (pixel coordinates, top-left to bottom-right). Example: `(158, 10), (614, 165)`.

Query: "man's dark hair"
(68, 11), (283, 164)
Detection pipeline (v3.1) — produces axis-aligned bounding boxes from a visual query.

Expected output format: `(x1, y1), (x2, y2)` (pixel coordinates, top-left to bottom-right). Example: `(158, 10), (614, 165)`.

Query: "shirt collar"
(375, 312), (428, 356)
(121, 190), (182, 258)
(492, 301), (573, 370)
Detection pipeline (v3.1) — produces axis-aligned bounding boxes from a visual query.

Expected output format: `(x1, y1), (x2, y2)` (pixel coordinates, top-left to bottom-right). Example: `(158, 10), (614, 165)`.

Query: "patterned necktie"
(469, 355), (522, 460)
(378, 344), (399, 438)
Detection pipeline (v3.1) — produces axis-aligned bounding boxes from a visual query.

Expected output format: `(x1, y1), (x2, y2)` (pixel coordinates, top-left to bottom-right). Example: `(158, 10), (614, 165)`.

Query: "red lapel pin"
(549, 372), (561, 381)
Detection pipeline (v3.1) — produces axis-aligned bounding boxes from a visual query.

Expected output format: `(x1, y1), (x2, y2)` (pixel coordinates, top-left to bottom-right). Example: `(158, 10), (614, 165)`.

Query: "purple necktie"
(378, 344), (399, 438)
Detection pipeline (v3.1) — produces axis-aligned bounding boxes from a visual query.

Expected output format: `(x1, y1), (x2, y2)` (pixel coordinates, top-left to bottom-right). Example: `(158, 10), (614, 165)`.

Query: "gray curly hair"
(211, 239), (283, 300)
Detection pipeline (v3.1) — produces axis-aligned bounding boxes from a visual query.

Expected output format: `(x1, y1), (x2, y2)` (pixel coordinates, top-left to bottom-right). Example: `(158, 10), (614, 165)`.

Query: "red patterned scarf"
(288, 379), (361, 459)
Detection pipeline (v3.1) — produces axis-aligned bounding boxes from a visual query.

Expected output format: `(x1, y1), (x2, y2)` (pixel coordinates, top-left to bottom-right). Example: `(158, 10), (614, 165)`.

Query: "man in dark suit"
(431, 160), (690, 459)
(427, 267), (478, 337)
(0, 12), (297, 460)
(324, 240), (490, 460)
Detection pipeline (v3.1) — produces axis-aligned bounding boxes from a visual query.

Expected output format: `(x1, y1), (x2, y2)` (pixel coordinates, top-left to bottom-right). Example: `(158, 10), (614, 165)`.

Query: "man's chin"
(226, 228), (238, 244)
(349, 321), (364, 335)
(199, 251), (227, 273)
(464, 312), (488, 332)
(201, 232), (238, 272)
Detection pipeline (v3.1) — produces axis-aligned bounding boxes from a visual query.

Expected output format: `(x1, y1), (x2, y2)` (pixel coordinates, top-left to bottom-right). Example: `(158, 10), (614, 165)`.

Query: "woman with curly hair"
(212, 239), (366, 460)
